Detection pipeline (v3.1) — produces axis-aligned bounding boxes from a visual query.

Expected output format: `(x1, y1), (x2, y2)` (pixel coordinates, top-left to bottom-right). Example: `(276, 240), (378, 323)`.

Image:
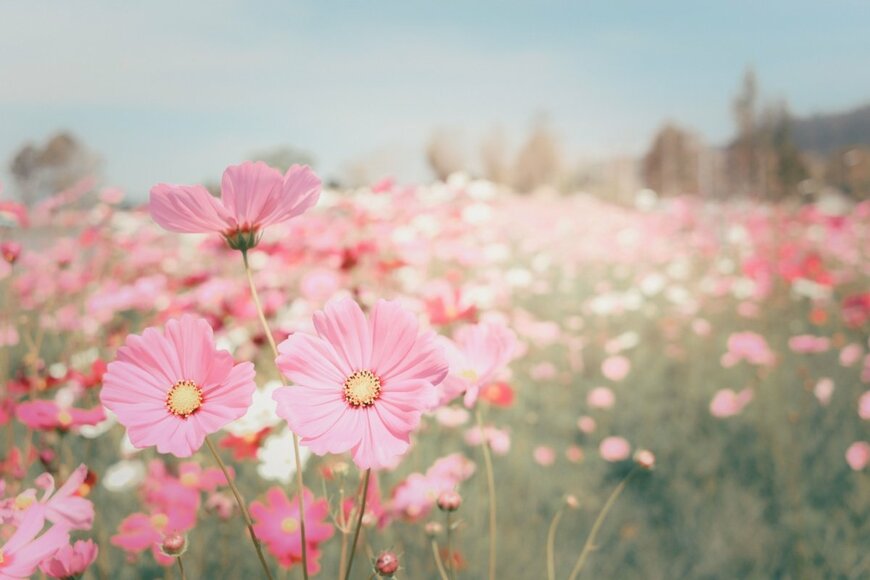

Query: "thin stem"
(431, 539), (450, 580)
(474, 407), (497, 580)
(446, 512), (456, 580)
(344, 468), (371, 580)
(242, 250), (310, 580)
(176, 556), (187, 580)
(545, 508), (565, 580)
(567, 469), (638, 580)
(338, 525), (349, 580)
(205, 436), (274, 580)
(242, 250), (279, 355)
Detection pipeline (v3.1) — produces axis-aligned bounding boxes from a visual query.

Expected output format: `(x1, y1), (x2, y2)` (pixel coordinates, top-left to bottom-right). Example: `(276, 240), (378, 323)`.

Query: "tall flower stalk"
(205, 436), (275, 580)
(344, 468), (371, 580)
(242, 250), (310, 580)
(475, 407), (498, 580)
(567, 468), (638, 580)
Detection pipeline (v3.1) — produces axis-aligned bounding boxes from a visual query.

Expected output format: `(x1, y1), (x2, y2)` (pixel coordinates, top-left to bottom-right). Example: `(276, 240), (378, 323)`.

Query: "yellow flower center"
(180, 473), (199, 487)
(281, 517), (299, 533)
(166, 380), (203, 417)
(151, 513), (169, 529)
(460, 369), (479, 382)
(57, 410), (73, 427)
(343, 370), (381, 407)
(13, 494), (34, 511)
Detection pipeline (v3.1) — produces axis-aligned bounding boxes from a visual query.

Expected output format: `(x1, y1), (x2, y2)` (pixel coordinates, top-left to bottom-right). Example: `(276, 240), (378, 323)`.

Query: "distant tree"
(512, 116), (561, 192)
(249, 146), (315, 172)
(827, 147), (870, 200)
(425, 129), (465, 181)
(9, 132), (100, 205)
(759, 101), (809, 200)
(480, 126), (510, 185)
(729, 67), (760, 195)
(642, 123), (702, 196)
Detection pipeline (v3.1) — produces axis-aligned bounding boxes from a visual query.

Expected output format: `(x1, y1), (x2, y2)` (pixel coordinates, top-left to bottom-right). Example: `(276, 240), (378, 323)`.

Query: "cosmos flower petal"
(149, 183), (233, 234)
(312, 298), (372, 371)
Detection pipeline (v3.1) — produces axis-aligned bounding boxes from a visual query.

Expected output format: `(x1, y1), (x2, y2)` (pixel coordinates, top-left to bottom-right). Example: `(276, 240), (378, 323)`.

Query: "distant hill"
(791, 103), (870, 155)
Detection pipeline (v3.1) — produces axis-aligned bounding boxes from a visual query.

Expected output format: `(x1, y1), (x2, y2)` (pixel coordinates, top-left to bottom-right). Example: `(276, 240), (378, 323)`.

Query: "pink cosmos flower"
(533, 446), (556, 466)
(859, 391), (870, 420)
(390, 454), (475, 521)
(274, 298), (449, 470)
(840, 344), (863, 367)
(565, 445), (584, 463)
(250, 487), (334, 574)
(111, 512), (183, 566)
(845, 441), (869, 471)
(813, 378), (835, 406)
(710, 388), (754, 418)
(788, 335), (830, 354)
(438, 321), (517, 407)
(587, 386), (616, 409)
(0, 506), (69, 579)
(101, 315), (256, 457)
(601, 355), (630, 382)
(463, 425), (511, 455)
(721, 332), (775, 367)
(577, 416), (597, 434)
(599, 436), (631, 462)
(15, 400), (105, 431)
(150, 161), (321, 250)
(40, 539), (98, 579)
(34, 464), (94, 530)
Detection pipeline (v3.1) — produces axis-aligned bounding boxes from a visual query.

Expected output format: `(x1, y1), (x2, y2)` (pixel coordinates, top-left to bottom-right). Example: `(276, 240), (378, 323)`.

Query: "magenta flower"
(250, 487), (334, 574)
(39, 539), (98, 579)
(34, 464), (94, 530)
(100, 315), (256, 457)
(150, 161), (321, 250)
(274, 298), (449, 470)
(0, 506), (69, 579)
(15, 400), (105, 431)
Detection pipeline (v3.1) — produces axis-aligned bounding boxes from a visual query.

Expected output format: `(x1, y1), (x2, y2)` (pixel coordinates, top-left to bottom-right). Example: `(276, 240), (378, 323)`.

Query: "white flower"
(256, 428), (311, 484)
(226, 381), (283, 435)
(103, 460), (146, 492)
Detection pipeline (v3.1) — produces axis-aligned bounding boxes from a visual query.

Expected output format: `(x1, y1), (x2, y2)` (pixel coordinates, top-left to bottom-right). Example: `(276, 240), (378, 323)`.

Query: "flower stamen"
(166, 380), (203, 417)
(343, 370), (381, 407)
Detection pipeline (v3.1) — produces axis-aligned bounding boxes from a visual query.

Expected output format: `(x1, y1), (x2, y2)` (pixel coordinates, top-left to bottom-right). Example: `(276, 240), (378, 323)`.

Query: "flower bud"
(565, 494), (579, 509)
(1, 242), (21, 264)
(437, 490), (462, 512)
(634, 449), (656, 470)
(375, 551), (399, 577)
(160, 533), (188, 557)
(424, 521), (443, 536)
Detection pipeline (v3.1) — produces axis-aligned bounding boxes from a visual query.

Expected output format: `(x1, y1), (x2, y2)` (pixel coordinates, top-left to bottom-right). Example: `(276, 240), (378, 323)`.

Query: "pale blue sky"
(2, 1), (869, 197)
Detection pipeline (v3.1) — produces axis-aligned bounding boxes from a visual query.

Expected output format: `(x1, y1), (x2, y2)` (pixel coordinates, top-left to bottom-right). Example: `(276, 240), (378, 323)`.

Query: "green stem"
(475, 407), (497, 580)
(446, 511), (456, 580)
(176, 555), (187, 580)
(431, 539), (450, 580)
(344, 469), (371, 580)
(567, 469), (638, 580)
(545, 507), (565, 580)
(242, 250), (310, 580)
(205, 436), (274, 580)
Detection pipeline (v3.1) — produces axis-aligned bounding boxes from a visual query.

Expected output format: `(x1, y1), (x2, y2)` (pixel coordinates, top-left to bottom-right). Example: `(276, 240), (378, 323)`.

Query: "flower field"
(0, 167), (868, 579)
